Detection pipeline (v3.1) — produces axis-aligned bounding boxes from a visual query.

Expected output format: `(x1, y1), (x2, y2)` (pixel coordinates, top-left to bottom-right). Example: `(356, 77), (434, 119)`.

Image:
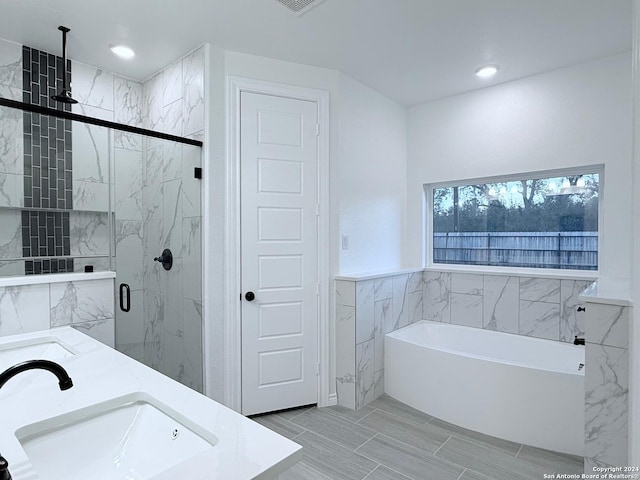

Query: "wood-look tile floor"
(251, 394), (583, 480)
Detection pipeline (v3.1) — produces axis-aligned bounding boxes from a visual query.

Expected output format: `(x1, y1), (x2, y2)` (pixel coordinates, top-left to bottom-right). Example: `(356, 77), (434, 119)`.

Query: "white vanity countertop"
(579, 277), (633, 307)
(0, 328), (302, 480)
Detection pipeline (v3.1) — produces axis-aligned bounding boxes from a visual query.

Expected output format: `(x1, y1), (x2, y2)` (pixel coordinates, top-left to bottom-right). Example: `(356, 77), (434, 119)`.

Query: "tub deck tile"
(295, 430), (378, 480)
(291, 408), (377, 450)
(516, 445), (584, 474)
(357, 409), (450, 453)
(366, 394), (432, 424)
(427, 417), (522, 456)
(435, 436), (547, 480)
(355, 434), (464, 480)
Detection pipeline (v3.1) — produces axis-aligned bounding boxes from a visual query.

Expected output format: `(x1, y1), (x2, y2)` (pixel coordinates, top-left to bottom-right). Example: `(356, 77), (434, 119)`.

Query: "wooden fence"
(433, 231), (597, 270)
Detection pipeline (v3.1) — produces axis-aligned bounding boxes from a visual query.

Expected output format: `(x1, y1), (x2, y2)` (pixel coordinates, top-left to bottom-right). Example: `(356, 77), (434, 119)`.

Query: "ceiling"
(0, 0), (632, 106)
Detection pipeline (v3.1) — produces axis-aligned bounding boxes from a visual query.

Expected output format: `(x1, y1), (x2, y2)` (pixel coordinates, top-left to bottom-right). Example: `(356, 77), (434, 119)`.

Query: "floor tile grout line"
(515, 444), (524, 458)
(296, 420), (379, 454)
(380, 463), (418, 480)
(361, 463), (383, 480)
(456, 468), (468, 480)
(433, 434), (453, 456)
(364, 404), (434, 428)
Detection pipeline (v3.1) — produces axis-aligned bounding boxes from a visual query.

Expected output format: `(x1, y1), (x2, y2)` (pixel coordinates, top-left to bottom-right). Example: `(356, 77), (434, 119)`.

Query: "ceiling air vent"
(275, 0), (327, 16)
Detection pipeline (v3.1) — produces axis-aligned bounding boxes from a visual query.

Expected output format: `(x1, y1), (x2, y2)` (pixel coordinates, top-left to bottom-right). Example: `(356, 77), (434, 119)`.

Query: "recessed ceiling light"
(110, 45), (135, 59)
(475, 65), (499, 78)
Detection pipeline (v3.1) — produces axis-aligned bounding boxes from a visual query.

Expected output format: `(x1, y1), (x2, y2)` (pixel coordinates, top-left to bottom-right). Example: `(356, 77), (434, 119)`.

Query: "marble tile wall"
(0, 277), (115, 347)
(336, 271), (424, 410)
(583, 303), (629, 473)
(423, 271), (594, 344)
(139, 46), (205, 392)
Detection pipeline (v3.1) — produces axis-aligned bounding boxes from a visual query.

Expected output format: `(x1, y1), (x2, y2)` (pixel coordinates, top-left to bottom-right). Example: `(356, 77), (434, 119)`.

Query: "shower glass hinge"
(194, 167), (202, 179)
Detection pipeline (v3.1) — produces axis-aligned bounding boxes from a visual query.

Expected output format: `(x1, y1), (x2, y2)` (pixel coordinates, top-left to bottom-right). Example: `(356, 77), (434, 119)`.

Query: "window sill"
(424, 264), (599, 281)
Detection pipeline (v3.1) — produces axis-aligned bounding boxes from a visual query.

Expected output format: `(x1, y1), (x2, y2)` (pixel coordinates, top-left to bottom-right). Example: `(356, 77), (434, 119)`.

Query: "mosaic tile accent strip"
(20, 46), (73, 274)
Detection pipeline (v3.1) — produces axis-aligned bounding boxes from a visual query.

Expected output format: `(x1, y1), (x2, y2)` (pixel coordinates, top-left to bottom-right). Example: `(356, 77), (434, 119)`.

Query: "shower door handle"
(119, 283), (131, 312)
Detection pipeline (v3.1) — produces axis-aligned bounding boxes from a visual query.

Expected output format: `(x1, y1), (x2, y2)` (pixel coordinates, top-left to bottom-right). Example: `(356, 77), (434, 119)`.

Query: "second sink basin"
(16, 393), (218, 480)
(0, 337), (75, 370)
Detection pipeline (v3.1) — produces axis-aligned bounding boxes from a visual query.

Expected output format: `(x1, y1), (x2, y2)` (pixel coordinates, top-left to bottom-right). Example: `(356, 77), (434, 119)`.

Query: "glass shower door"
(113, 133), (203, 392)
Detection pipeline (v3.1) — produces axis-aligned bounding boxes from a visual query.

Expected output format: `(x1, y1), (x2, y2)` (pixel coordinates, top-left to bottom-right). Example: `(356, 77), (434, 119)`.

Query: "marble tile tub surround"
(423, 271), (594, 344)
(582, 300), (630, 473)
(336, 268), (594, 410)
(0, 273), (115, 347)
(336, 270), (424, 410)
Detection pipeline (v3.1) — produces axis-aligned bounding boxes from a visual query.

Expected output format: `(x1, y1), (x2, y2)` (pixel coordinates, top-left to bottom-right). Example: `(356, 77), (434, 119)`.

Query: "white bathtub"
(384, 321), (585, 456)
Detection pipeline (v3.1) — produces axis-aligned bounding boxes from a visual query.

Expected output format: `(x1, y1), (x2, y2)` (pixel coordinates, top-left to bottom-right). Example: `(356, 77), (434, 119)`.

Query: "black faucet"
(0, 360), (74, 480)
(574, 336), (585, 346)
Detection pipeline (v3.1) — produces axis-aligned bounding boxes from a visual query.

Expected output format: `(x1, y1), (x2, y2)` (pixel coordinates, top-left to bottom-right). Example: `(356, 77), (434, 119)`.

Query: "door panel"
(240, 92), (319, 415)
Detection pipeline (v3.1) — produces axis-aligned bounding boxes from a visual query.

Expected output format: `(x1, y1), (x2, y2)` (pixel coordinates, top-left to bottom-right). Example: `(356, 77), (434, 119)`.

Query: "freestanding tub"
(385, 321), (585, 456)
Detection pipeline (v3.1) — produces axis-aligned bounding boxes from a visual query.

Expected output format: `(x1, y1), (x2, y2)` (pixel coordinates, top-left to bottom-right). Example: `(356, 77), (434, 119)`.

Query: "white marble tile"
(114, 148), (144, 221)
(355, 280), (375, 344)
(163, 258), (184, 337)
(407, 290), (423, 324)
(586, 304), (629, 349)
(0, 40), (22, 90)
(585, 344), (628, 468)
(115, 220), (144, 290)
(374, 369), (384, 400)
(71, 61), (114, 111)
(450, 293), (483, 328)
(143, 72), (163, 133)
(143, 289), (165, 369)
(0, 284), (50, 336)
(72, 104), (111, 184)
(0, 84), (22, 101)
(182, 298), (204, 392)
(407, 271), (423, 293)
(50, 279), (115, 326)
(182, 144), (202, 218)
(163, 140), (183, 181)
(355, 339), (374, 410)
(424, 271), (451, 322)
(114, 76), (143, 126)
(451, 273), (483, 295)
(143, 220), (164, 292)
(519, 300), (560, 340)
(0, 261), (25, 277)
(483, 275), (519, 334)
(560, 280), (593, 343)
(163, 60), (183, 107)
(374, 277), (393, 301)
(162, 100), (183, 136)
(0, 105), (23, 175)
(163, 179), (183, 258)
(115, 288), (144, 353)
(70, 211), (109, 256)
(335, 304), (356, 410)
(182, 217), (202, 301)
(73, 318), (115, 348)
(519, 277), (560, 303)
(374, 298), (391, 372)
(143, 146), (163, 221)
(73, 257), (110, 273)
(336, 280), (355, 307)
(182, 47), (205, 137)
(0, 210), (22, 259)
(391, 274), (409, 330)
(73, 180), (109, 212)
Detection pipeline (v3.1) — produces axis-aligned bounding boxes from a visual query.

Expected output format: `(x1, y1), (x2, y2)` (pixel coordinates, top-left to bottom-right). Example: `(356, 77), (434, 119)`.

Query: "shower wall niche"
(0, 37), (205, 393)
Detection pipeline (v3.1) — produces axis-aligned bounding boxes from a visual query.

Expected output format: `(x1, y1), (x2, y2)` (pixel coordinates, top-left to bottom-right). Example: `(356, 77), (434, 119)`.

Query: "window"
(428, 169), (601, 271)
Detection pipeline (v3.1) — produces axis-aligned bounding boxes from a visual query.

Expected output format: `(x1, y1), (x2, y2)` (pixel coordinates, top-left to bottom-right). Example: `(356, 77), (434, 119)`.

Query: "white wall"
(407, 53), (633, 279)
(337, 73), (407, 274)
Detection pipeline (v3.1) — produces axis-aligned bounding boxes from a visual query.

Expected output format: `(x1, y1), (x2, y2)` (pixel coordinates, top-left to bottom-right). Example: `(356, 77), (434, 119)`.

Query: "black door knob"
(244, 291), (255, 301)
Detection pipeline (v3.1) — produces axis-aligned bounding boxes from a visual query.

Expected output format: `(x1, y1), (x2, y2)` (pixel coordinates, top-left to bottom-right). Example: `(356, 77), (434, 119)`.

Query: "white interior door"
(240, 91), (319, 415)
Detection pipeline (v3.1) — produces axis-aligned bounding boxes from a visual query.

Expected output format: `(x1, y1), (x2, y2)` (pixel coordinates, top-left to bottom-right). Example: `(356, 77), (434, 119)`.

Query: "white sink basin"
(0, 337), (75, 369)
(16, 393), (218, 480)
